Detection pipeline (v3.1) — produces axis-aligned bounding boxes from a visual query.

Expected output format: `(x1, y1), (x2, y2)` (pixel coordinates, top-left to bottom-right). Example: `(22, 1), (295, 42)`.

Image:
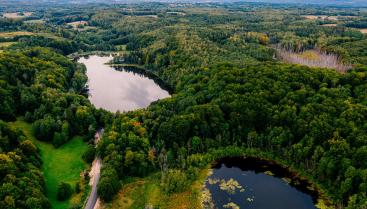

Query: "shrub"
(82, 145), (96, 163)
(75, 182), (81, 193)
(163, 169), (188, 194)
(52, 132), (68, 148)
(57, 182), (73, 201)
(97, 167), (120, 202)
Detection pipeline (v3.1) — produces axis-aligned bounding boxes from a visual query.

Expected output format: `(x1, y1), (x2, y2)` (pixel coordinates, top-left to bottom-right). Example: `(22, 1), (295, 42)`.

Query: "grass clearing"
(24, 19), (45, 24)
(303, 15), (338, 20)
(303, 15), (357, 21)
(67, 21), (88, 28)
(2, 12), (33, 19)
(0, 31), (64, 40)
(0, 42), (16, 48)
(104, 169), (209, 209)
(0, 31), (34, 38)
(9, 119), (89, 209)
(66, 21), (97, 31)
(321, 24), (337, 27)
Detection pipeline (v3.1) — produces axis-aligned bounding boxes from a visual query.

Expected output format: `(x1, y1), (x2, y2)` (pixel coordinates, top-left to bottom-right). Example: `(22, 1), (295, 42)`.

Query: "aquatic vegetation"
(264, 171), (275, 176)
(223, 202), (240, 209)
(307, 185), (316, 191)
(208, 178), (220, 185)
(219, 178), (244, 194)
(201, 188), (215, 209)
(282, 177), (292, 184)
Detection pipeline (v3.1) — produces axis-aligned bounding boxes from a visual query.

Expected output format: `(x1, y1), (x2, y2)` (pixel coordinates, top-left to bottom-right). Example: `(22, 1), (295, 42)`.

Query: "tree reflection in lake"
(78, 55), (170, 112)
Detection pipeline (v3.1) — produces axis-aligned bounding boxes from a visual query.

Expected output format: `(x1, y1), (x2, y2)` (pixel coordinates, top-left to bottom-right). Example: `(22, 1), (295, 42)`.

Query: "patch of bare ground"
(276, 48), (351, 73)
(67, 21), (88, 28)
(321, 24), (337, 27)
(2, 12), (32, 19)
(303, 15), (337, 20)
(303, 15), (357, 21)
(359, 29), (367, 34)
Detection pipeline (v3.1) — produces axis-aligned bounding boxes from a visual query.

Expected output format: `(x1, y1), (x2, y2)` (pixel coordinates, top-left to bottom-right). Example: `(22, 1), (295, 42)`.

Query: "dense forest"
(1, 2), (367, 209)
(0, 48), (99, 145)
(0, 121), (49, 208)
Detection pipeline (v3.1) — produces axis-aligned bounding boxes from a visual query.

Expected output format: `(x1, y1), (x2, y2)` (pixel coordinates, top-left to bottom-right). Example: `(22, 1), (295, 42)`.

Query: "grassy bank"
(104, 169), (209, 209)
(9, 119), (89, 209)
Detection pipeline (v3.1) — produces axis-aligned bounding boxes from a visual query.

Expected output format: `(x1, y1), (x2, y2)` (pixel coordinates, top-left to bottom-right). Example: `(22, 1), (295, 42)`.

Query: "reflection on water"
(204, 157), (319, 209)
(78, 55), (170, 112)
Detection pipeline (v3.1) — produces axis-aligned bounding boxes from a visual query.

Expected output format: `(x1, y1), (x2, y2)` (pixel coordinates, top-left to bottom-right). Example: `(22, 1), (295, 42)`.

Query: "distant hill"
(2, 0), (367, 7)
(242, 0), (367, 7)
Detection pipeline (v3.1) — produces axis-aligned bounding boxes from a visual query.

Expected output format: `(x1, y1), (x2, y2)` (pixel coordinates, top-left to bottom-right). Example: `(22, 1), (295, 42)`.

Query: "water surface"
(205, 157), (319, 209)
(79, 55), (170, 112)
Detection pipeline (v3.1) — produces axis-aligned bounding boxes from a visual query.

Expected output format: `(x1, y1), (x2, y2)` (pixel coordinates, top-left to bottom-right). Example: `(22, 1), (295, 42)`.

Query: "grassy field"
(104, 169), (209, 209)
(2, 12), (33, 19)
(9, 119), (89, 209)
(24, 19), (46, 24)
(0, 31), (34, 38)
(0, 31), (63, 40)
(0, 42), (16, 49)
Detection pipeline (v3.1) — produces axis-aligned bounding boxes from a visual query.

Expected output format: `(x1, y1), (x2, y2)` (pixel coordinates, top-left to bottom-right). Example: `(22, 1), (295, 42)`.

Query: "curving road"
(84, 129), (103, 209)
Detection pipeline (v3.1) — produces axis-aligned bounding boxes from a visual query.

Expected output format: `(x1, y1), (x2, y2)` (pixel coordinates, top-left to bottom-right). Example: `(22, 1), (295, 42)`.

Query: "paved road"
(84, 129), (103, 209)
(85, 157), (101, 209)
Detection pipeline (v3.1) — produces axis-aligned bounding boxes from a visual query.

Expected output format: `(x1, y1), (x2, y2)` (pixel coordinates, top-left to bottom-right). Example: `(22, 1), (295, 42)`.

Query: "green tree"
(57, 182), (73, 201)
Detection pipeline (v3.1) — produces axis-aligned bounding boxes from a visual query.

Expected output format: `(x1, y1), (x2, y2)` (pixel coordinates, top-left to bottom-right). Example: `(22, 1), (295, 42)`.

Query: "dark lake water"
(204, 157), (320, 209)
(78, 55), (170, 112)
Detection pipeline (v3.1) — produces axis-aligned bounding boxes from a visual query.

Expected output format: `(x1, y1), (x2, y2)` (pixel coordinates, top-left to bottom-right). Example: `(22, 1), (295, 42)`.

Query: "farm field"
(0, 42), (16, 49)
(2, 12), (33, 19)
(0, 31), (34, 38)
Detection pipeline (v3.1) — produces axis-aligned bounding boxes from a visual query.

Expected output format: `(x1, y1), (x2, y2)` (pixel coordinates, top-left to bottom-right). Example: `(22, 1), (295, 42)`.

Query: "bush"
(57, 182), (73, 201)
(24, 111), (33, 122)
(52, 132), (68, 148)
(75, 182), (81, 193)
(97, 167), (120, 202)
(163, 169), (188, 194)
(186, 166), (199, 181)
(33, 116), (59, 141)
(82, 145), (96, 163)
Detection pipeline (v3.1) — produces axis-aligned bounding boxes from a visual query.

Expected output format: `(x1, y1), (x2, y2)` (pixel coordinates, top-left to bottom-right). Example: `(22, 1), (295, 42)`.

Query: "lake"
(78, 55), (170, 112)
(203, 157), (322, 209)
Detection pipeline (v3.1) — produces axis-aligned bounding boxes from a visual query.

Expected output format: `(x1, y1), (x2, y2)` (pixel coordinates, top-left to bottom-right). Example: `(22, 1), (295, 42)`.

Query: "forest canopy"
(0, 2), (367, 209)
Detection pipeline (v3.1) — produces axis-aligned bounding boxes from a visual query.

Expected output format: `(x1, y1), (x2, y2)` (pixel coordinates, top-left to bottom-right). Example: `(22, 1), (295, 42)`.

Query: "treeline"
(0, 121), (50, 209)
(10, 36), (81, 55)
(344, 19), (367, 29)
(0, 18), (22, 31)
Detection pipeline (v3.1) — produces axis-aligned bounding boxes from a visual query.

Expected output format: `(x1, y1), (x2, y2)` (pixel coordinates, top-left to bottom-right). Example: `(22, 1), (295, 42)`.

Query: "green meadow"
(9, 119), (89, 209)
